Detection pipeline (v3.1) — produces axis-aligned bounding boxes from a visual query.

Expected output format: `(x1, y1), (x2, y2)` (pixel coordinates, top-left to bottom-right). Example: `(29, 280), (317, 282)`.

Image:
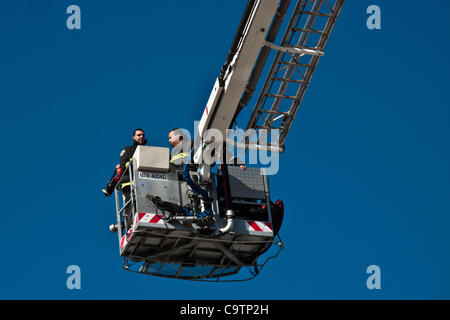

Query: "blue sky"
(0, 0), (449, 299)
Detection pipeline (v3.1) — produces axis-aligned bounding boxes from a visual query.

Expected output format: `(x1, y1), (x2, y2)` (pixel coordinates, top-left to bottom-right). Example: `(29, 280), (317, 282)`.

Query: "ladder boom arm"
(195, 0), (345, 159)
(197, 0), (280, 139)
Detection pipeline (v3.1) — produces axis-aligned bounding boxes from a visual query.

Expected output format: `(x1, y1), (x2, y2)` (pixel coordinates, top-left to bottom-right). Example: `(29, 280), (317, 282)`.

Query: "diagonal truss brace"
(264, 40), (324, 57)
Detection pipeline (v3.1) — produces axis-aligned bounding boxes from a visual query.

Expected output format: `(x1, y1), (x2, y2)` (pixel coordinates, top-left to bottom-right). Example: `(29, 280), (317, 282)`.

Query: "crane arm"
(197, 0), (280, 139)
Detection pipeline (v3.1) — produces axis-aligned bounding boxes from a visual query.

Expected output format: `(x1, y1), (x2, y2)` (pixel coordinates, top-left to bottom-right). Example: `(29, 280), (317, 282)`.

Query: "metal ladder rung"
(278, 60), (310, 68)
(258, 109), (289, 115)
(301, 11), (332, 17)
(292, 27), (324, 35)
(266, 93), (297, 100)
(272, 77), (304, 84)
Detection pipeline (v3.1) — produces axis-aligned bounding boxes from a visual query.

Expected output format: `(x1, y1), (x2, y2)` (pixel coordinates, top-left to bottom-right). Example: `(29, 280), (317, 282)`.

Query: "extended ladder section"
(246, 0), (344, 148)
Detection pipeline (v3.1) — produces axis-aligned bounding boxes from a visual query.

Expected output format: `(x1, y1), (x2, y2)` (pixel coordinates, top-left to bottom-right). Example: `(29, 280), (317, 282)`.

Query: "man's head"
(168, 128), (184, 147)
(133, 128), (147, 145)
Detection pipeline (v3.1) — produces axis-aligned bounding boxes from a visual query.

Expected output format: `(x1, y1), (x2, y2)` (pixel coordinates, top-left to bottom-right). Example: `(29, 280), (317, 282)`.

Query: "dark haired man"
(120, 128), (147, 173)
(115, 128), (148, 228)
(102, 128), (147, 196)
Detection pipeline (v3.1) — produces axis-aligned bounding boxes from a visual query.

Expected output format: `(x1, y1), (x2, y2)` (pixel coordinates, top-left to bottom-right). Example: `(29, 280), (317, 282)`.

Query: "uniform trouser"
(121, 186), (134, 229)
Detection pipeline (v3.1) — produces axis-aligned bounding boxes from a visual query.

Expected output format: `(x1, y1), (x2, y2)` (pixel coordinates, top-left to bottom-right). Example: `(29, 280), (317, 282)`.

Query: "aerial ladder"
(109, 0), (344, 281)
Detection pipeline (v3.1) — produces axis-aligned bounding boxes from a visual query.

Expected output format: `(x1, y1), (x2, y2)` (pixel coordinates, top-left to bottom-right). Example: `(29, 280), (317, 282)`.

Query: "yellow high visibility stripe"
(170, 152), (189, 163)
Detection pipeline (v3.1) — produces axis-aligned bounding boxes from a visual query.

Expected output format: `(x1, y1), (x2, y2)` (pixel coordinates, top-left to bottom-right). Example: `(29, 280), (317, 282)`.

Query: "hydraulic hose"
(182, 163), (211, 201)
(180, 206), (212, 220)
